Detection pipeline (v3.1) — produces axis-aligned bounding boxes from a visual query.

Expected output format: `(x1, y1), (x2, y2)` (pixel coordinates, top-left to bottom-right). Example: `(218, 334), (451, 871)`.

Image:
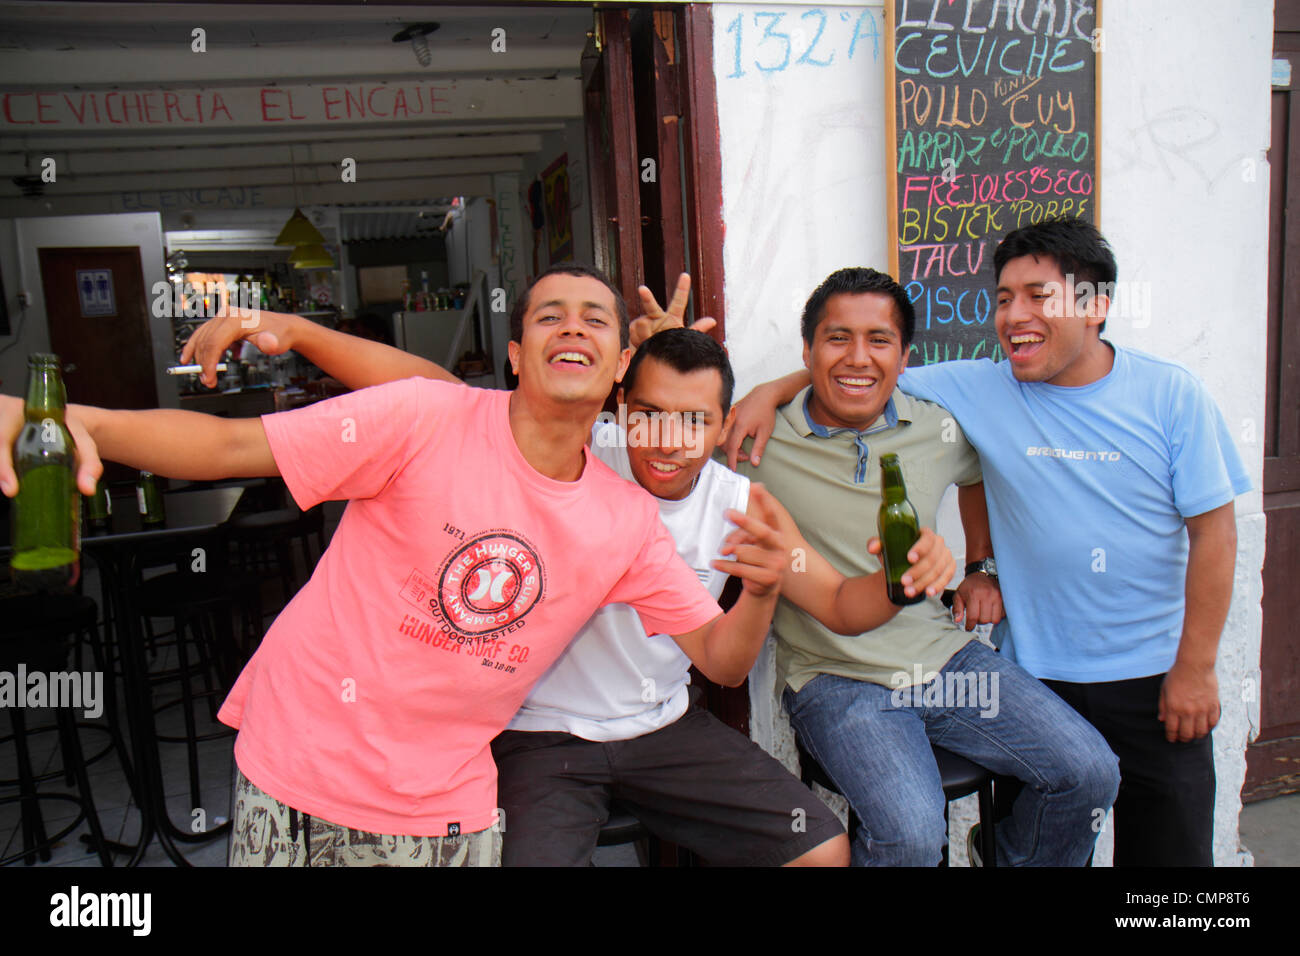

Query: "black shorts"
(490, 690), (844, 866)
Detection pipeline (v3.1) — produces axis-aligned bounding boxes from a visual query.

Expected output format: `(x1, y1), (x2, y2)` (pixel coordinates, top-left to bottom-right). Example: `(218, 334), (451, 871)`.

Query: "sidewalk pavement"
(1238, 793), (1300, 866)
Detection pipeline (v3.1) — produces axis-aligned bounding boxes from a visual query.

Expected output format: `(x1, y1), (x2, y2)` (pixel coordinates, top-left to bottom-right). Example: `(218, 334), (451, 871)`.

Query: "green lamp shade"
(275, 208), (326, 247)
(290, 243), (334, 268)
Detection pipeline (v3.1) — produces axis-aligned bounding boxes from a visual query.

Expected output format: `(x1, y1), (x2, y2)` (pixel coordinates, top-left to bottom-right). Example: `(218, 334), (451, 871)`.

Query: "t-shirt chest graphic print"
(397, 527), (548, 674)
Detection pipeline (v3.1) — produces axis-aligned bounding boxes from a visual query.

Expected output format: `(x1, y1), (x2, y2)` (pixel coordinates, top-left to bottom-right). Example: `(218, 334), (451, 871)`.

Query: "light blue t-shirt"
(898, 345), (1252, 682)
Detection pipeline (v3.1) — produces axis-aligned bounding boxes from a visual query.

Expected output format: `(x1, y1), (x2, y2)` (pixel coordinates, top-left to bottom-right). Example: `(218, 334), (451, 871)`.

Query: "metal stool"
(795, 733), (997, 867)
(134, 566), (254, 843)
(229, 504), (325, 607)
(0, 594), (136, 866)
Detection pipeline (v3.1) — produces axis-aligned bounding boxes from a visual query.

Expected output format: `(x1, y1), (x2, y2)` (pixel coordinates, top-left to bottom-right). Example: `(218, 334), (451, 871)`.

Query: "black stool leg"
(9, 707), (51, 865)
(79, 622), (136, 793)
(940, 803), (950, 867)
(189, 611), (223, 722)
(57, 709), (78, 789)
(172, 616), (205, 814)
(55, 707), (114, 867)
(979, 779), (997, 867)
(207, 602), (241, 701)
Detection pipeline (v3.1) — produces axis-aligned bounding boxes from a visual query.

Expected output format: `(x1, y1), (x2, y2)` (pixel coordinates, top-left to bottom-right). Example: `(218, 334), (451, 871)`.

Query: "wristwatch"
(964, 557), (998, 582)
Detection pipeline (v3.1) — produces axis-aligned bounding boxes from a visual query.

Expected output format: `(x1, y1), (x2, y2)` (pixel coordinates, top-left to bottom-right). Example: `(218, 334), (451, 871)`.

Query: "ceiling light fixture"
(275, 208), (326, 247)
(275, 143), (327, 248)
(290, 243), (334, 269)
(392, 22), (440, 68)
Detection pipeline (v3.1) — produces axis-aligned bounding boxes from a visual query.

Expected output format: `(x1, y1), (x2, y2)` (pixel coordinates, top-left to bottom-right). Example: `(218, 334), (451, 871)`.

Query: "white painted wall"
(716, 0), (1271, 867)
(0, 212), (173, 409)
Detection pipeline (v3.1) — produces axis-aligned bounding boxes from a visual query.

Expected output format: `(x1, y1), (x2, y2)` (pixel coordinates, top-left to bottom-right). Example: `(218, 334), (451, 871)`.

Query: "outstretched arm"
(0, 396), (277, 496)
(181, 307), (460, 391)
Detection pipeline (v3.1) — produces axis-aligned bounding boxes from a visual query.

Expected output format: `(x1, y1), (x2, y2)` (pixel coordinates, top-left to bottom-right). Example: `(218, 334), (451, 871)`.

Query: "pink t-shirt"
(218, 378), (721, 837)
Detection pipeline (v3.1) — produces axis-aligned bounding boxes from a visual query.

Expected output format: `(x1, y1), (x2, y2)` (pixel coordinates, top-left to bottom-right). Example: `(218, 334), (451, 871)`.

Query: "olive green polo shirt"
(735, 386), (982, 692)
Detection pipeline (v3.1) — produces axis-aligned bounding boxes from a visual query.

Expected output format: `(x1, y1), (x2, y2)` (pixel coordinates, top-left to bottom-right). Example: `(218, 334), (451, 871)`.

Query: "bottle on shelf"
(137, 471), (166, 526)
(418, 270), (431, 312)
(83, 476), (112, 533)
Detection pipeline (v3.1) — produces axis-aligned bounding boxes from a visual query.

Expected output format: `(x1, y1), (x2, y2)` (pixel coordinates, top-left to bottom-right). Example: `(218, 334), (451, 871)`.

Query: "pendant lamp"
(290, 243), (334, 269)
(276, 208), (326, 247)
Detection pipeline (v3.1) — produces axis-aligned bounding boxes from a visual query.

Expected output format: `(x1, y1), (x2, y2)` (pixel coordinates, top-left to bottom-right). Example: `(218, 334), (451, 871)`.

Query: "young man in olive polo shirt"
(728, 267), (1119, 867)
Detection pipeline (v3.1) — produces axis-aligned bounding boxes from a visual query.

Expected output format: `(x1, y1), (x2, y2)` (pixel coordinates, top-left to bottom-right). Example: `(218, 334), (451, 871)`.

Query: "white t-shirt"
(505, 421), (750, 741)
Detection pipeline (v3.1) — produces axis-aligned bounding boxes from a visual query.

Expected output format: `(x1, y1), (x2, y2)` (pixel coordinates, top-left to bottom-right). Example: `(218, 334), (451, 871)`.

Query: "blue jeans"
(783, 640), (1119, 866)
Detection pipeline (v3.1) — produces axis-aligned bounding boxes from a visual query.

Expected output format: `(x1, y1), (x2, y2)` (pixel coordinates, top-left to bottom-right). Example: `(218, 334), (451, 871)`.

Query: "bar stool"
(595, 801), (668, 867)
(134, 566), (250, 841)
(0, 593), (136, 867)
(229, 503), (325, 607)
(794, 733), (997, 867)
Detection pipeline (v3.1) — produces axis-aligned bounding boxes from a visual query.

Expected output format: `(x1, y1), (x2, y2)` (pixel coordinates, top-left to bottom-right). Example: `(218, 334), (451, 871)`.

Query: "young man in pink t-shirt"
(0, 266), (791, 867)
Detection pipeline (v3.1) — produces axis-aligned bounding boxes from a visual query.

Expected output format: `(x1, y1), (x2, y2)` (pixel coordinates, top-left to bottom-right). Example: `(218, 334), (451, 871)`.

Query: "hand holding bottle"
(866, 527), (955, 603)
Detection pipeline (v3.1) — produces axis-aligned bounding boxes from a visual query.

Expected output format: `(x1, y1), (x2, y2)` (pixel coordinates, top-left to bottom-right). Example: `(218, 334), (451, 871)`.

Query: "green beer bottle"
(83, 476), (111, 532)
(10, 353), (80, 591)
(137, 471), (165, 525)
(878, 453), (924, 607)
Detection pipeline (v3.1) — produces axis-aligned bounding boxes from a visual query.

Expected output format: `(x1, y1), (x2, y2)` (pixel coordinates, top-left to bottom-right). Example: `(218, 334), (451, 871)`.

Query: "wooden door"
(37, 246), (158, 484)
(1245, 6), (1300, 802)
(583, 5), (726, 339)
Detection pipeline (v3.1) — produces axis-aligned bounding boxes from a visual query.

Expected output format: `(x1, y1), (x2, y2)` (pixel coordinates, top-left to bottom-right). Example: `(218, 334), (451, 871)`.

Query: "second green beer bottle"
(137, 471), (166, 525)
(83, 476), (111, 532)
(878, 453), (924, 607)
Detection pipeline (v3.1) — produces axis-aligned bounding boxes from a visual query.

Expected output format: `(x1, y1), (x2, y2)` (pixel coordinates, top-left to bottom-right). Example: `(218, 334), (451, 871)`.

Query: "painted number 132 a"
(725, 8), (880, 79)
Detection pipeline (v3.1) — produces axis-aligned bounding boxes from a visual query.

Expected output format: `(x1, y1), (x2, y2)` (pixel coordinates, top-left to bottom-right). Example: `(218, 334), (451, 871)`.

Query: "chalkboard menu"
(886, 0), (1101, 365)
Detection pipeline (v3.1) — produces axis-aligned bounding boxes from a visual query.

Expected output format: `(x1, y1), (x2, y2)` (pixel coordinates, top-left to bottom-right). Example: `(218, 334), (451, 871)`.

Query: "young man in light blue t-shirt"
(731, 219), (1250, 865)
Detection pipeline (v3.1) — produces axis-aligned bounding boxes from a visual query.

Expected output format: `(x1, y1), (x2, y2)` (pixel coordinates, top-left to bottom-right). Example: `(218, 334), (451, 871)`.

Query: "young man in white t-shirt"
(178, 280), (959, 866)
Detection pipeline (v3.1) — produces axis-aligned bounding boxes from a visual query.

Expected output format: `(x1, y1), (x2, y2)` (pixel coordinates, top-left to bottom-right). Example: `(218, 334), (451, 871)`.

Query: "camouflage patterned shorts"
(228, 769), (501, 867)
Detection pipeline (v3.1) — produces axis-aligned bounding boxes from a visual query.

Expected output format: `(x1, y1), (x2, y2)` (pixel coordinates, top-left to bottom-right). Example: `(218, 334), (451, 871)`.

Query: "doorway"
(1246, 1), (1300, 802)
(37, 245), (158, 484)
